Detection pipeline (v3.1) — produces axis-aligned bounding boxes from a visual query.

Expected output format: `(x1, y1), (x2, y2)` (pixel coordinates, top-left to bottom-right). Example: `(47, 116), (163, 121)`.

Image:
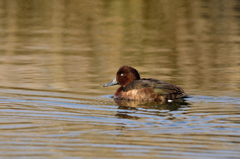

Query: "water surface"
(0, 0), (240, 158)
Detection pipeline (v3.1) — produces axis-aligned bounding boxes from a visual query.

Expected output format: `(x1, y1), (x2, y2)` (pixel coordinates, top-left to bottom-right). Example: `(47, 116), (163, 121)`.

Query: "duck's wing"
(124, 78), (186, 98)
(123, 78), (154, 91)
(154, 82), (186, 98)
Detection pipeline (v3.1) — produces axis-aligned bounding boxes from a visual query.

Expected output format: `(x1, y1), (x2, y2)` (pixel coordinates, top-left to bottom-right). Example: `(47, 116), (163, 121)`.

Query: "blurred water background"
(0, 0), (240, 158)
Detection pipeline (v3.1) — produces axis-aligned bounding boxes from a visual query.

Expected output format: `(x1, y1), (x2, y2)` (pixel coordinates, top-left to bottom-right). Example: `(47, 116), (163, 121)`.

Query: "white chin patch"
(168, 100), (173, 102)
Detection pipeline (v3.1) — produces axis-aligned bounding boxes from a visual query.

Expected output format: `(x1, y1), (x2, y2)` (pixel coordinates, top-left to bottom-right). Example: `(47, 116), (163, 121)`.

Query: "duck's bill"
(103, 77), (118, 87)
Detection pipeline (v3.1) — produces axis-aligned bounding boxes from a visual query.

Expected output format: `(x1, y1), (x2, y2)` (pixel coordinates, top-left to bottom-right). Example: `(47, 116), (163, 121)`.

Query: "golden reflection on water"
(0, 0), (239, 96)
(0, 0), (240, 158)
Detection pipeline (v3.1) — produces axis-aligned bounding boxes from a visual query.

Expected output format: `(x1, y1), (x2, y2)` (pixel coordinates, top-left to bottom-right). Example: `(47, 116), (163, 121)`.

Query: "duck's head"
(103, 66), (140, 87)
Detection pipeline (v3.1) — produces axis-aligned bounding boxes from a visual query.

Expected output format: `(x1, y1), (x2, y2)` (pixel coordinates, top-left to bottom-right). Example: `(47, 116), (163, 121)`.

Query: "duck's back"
(120, 78), (186, 101)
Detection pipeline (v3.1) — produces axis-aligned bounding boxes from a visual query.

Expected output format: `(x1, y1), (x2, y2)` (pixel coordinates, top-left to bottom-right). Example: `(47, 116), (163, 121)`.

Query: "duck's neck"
(114, 87), (123, 98)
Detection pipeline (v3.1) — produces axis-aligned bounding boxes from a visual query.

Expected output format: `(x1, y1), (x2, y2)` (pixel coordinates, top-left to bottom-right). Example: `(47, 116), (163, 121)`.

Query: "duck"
(103, 66), (187, 102)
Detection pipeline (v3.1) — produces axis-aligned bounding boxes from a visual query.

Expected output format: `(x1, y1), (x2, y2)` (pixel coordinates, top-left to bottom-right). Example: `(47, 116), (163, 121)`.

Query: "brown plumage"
(104, 66), (187, 102)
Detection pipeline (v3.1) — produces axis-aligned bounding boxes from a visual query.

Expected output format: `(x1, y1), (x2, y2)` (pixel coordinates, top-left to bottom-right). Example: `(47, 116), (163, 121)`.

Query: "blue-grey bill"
(103, 77), (118, 87)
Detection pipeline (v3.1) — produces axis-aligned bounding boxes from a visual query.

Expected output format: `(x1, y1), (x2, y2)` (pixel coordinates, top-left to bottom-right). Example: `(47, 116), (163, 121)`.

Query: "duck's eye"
(120, 73), (124, 76)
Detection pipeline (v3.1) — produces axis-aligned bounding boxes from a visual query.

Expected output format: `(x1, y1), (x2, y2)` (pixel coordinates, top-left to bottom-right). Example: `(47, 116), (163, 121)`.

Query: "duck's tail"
(180, 95), (192, 98)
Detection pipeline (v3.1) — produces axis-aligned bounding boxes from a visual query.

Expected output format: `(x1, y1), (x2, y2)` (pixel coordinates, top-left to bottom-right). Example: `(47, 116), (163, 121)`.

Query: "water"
(0, 0), (240, 158)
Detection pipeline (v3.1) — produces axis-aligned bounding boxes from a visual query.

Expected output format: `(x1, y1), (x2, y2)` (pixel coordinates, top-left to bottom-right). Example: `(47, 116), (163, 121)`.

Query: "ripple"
(0, 88), (240, 158)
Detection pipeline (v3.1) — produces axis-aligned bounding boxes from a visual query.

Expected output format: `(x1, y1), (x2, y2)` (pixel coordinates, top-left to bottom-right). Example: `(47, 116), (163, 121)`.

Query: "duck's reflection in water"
(114, 98), (190, 119)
